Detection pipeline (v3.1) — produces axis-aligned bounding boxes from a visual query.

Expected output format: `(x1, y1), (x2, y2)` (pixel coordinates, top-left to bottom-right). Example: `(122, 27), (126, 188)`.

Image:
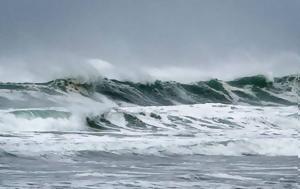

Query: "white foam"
(0, 103), (299, 156)
(206, 173), (259, 181)
(0, 90), (116, 132)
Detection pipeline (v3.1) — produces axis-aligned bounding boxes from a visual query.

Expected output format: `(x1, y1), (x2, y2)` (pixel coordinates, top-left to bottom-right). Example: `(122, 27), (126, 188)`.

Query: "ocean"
(0, 75), (299, 188)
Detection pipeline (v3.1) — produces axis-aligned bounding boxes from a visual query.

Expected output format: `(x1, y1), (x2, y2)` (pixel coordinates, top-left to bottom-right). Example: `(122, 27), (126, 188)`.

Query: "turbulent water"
(0, 75), (299, 188)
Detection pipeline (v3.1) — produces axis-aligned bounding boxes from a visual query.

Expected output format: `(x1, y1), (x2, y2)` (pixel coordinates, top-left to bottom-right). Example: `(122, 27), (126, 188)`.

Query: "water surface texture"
(0, 75), (299, 188)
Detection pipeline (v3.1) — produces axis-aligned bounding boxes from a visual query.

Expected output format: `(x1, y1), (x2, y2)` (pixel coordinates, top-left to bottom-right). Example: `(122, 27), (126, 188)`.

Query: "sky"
(0, 0), (299, 82)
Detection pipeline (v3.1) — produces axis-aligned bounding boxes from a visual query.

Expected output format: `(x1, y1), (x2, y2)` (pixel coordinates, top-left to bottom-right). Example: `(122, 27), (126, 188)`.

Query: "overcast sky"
(0, 0), (299, 82)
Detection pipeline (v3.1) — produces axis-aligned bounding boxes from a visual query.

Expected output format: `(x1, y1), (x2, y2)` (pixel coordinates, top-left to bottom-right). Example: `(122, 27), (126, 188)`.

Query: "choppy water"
(0, 75), (299, 188)
(1, 136), (298, 189)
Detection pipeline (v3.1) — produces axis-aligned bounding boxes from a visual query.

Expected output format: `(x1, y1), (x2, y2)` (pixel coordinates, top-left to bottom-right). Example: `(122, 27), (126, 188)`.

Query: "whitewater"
(0, 75), (299, 188)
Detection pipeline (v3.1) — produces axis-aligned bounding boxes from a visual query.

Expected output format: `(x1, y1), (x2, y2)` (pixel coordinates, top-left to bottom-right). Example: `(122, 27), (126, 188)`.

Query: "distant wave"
(0, 74), (299, 108)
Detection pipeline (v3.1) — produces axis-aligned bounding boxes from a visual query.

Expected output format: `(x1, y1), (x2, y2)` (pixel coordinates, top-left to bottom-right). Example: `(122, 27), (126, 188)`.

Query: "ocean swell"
(0, 74), (299, 157)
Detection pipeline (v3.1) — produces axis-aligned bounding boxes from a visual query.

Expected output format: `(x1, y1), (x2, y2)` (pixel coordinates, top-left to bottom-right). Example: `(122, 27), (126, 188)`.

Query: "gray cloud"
(0, 0), (299, 82)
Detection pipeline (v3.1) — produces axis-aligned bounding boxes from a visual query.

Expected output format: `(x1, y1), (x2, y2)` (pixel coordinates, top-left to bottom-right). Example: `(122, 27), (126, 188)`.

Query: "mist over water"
(1, 1), (299, 83)
(0, 52), (300, 83)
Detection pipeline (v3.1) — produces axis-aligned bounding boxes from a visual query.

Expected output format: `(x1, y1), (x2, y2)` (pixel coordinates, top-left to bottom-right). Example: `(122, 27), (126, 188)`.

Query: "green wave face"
(91, 75), (299, 106)
(228, 75), (272, 88)
(10, 110), (71, 119)
(0, 74), (299, 108)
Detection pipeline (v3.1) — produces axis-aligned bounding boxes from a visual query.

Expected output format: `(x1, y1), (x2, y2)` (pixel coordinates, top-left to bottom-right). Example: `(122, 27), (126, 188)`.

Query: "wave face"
(52, 74), (300, 106)
(0, 75), (298, 110)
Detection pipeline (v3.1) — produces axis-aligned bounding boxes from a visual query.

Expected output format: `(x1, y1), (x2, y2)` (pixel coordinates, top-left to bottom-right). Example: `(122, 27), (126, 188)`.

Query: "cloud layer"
(0, 0), (299, 82)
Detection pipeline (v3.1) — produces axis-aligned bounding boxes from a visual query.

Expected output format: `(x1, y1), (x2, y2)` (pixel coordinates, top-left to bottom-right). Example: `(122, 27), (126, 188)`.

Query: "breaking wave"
(0, 74), (299, 108)
(0, 74), (299, 156)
